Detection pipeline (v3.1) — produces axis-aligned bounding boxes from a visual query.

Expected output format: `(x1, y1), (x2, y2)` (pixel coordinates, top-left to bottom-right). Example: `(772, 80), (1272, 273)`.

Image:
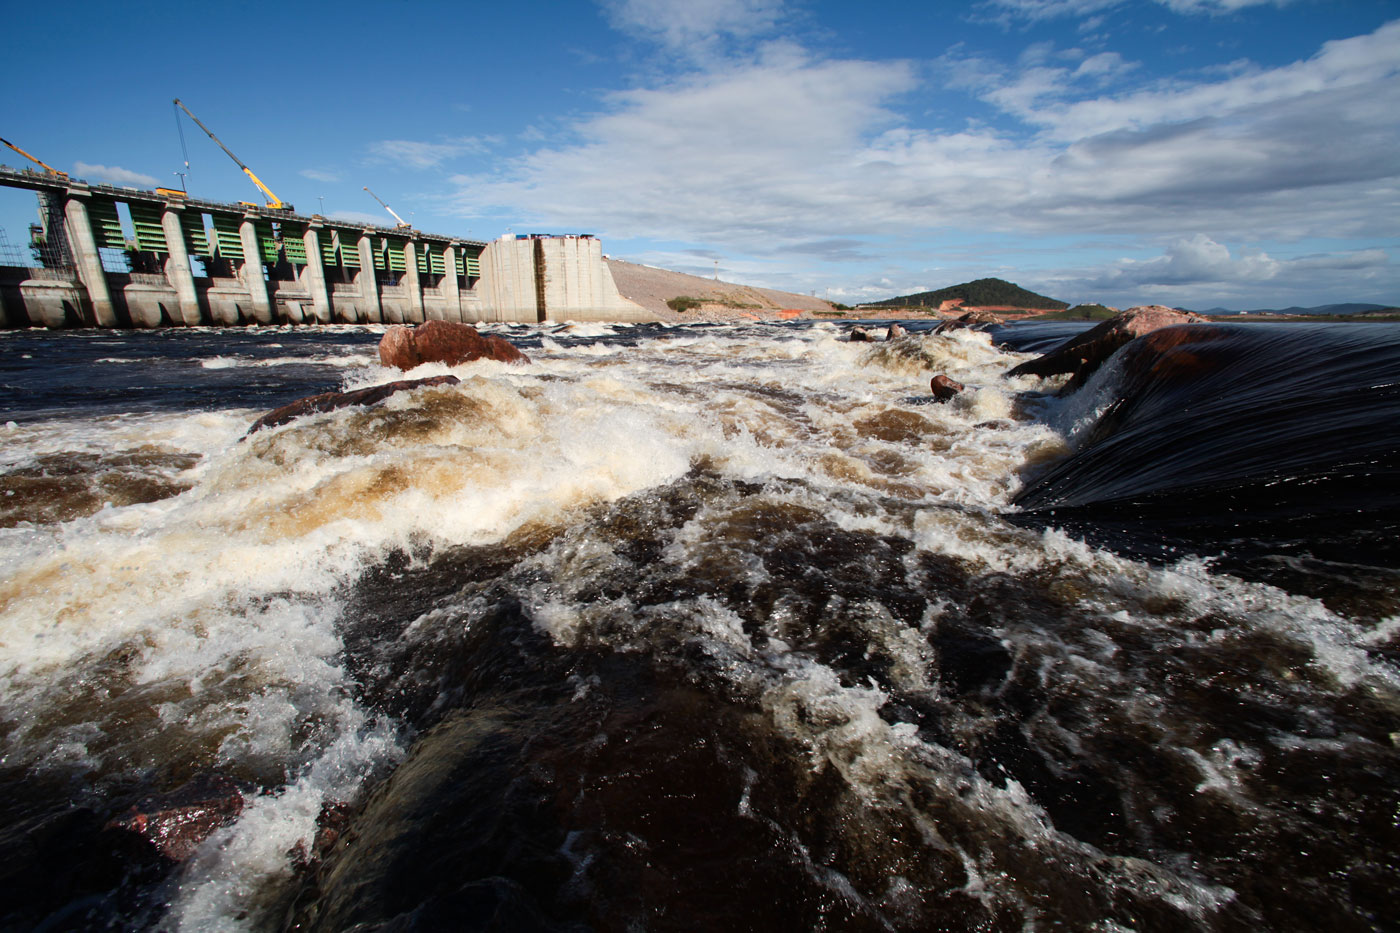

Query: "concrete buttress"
(62, 195), (117, 327)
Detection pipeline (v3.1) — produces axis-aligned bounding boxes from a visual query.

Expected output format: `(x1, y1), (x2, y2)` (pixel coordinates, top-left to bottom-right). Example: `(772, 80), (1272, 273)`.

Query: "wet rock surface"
(379, 321), (531, 370)
(104, 774), (245, 862)
(246, 375), (462, 434)
(934, 310), (1004, 334)
(930, 374), (965, 401)
(1006, 306), (1208, 388)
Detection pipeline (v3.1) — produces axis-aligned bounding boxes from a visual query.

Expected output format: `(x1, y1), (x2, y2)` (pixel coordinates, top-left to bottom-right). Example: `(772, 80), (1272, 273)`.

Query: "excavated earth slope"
(605, 258), (838, 322)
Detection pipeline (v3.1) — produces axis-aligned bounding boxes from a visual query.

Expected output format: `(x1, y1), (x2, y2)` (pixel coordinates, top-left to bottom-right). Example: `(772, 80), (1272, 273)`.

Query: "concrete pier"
(0, 166), (647, 328)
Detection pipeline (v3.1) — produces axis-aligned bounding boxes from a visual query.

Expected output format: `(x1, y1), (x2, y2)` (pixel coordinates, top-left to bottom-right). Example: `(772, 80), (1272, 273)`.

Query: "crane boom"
(363, 187), (411, 228)
(172, 99), (289, 210)
(1, 136), (67, 178)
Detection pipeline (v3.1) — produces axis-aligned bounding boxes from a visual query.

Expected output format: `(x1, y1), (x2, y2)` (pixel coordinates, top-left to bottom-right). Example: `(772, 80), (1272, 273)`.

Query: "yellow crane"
(173, 99), (292, 211)
(363, 186), (411, 229)
(1, 135), (67, 179)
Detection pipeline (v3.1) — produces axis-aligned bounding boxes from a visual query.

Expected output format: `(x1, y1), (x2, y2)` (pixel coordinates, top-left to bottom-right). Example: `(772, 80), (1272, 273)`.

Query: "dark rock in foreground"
(379, 320), (530, 370)
(103, 774), (244, 862)
(1006, 306), (1208, 389)
(247, 375), (462, 434)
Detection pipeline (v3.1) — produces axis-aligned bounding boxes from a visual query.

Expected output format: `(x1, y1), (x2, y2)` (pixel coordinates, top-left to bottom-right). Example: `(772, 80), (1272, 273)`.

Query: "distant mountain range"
(1197, 302), (1399, 316)
(866, 278), (1068, 310)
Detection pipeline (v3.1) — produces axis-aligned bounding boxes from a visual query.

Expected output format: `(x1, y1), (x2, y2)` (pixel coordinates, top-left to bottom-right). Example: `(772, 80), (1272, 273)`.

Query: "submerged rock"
(1005, 306), (1209, 388)
(103, 774), (244, 862)
(930, 374), (965, 402)
(379, 320), (530, 370)
(246, 375), (461, 434)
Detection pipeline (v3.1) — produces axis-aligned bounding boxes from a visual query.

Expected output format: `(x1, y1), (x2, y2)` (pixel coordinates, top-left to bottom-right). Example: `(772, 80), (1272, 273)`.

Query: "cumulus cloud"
(453, 18), (1398, 253)
(367, 136), (493, 170)
(72, 162), (159, 187)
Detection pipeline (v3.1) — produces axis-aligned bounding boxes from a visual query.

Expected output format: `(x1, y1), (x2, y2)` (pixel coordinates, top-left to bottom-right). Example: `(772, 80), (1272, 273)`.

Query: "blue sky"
(2, 0), (1397, 310)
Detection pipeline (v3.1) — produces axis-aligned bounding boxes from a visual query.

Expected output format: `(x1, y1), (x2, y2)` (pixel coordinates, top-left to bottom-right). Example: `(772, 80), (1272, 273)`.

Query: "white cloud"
(366, 137), (493, 170)
(1037, 236), (1394, 307)
(449, 20), (1398, 304)
(73, 162), (159, 187)
(328, 210), (398, 227)
(981, 0), (1288, 23)
(990, 19), (1400, 141)
(300, 168), (341, 183)
(602, 0), (784, 52)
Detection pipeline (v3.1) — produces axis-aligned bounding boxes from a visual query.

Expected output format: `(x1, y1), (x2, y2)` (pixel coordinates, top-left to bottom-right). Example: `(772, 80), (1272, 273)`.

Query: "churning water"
(0, 320), (1396, 931)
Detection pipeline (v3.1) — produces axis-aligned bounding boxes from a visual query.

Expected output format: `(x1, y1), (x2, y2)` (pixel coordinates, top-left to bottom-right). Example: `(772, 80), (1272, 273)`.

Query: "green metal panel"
(429, 247), (445, 275)
(373, 241), (386, 270)
(255, 223), (277, 263)
(88, 199), (126, 250)
(416, 244), (430, 274)
(282, 224), (307, 265)
(182, 213), (210, 257)
(338, 233), (360, 269)
(128, 204), (168, 254)
(464, 250), (480, 277)
(454, 252), (464, 276)
(385, 241), (405, 271)
(321, 233), (339, 266)
(212, 216), (244, 260)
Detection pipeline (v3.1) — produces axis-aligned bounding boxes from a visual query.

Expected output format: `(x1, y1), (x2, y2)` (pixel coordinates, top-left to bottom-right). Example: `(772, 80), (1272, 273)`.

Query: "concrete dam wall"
(0, 167), (648, 328)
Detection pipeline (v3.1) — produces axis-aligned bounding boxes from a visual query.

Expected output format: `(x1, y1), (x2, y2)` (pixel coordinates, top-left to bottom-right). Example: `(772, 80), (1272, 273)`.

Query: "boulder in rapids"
(246, 375), (461, 434)
(887, 324), (907, 340)
(930, 374), (965, 402)
(848, 326), (875, 342)
(934, 310), (1003, 334)
(1005, 305), (1209, 387)
(103, 774), (244, 861)
(379, 320), (530, 370)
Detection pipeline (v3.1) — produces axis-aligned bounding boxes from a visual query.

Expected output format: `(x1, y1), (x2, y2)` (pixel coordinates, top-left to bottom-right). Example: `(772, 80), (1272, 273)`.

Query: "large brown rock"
(1005, 306), (1208, 386)
(379, 320), (530, 370)
(246, 375), (461, 434)
(930, 374), (965, 402)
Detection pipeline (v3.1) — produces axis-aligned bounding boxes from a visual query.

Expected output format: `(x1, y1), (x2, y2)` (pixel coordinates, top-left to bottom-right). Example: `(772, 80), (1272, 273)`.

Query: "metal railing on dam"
(0, 165), (509, 328)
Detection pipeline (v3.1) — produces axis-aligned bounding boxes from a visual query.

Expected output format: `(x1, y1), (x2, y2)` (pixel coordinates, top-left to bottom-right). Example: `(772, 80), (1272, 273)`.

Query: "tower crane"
(1, 136), (67, 178)
(172, 99), (292, 211)
(363, 186), (411, 229)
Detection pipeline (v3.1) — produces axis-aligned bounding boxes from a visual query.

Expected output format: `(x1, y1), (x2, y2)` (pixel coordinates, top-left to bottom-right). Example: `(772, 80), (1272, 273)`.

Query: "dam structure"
(0, 166), (648, 329)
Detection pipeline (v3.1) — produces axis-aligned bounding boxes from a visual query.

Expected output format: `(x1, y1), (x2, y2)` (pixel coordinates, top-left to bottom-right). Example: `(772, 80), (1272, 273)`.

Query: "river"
(0, 319), (1396, 931)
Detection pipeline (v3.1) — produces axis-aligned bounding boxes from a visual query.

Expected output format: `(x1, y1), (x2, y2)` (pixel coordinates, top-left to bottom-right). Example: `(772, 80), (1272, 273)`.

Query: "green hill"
(869, 278), (1067, 310)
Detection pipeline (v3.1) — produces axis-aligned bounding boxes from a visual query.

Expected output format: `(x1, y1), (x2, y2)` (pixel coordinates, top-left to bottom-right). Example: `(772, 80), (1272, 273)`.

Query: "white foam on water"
(4, 321), (1394, 928)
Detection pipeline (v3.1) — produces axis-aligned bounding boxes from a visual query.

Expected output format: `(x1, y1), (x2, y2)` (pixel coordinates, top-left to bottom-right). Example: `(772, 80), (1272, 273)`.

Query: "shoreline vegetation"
(605, 262), (1399, 325)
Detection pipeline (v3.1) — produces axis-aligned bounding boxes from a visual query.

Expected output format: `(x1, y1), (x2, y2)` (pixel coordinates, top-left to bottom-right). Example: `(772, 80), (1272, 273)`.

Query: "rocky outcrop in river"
(247, 376), (462, 434)
(379, 321), (531, 370)
(1006, 306), (1208, 390)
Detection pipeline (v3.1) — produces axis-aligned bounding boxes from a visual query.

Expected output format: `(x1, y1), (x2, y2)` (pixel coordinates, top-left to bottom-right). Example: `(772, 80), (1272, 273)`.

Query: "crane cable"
(173, 100), (191, 177)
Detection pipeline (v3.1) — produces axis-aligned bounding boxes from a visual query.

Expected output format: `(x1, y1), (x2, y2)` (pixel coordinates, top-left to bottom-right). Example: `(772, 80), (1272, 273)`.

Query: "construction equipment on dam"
(173, 98), (292, 212)
(364, 187), (412, 230)
(0, 163), (646, 328)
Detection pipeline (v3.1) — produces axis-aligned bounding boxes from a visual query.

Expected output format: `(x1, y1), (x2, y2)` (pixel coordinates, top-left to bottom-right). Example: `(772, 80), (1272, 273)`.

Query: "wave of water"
(0, 321), (1396, 931)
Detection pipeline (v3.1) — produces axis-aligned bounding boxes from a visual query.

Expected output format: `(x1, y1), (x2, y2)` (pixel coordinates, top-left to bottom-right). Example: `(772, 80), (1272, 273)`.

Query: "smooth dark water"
(0, 321), (1396, 932)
